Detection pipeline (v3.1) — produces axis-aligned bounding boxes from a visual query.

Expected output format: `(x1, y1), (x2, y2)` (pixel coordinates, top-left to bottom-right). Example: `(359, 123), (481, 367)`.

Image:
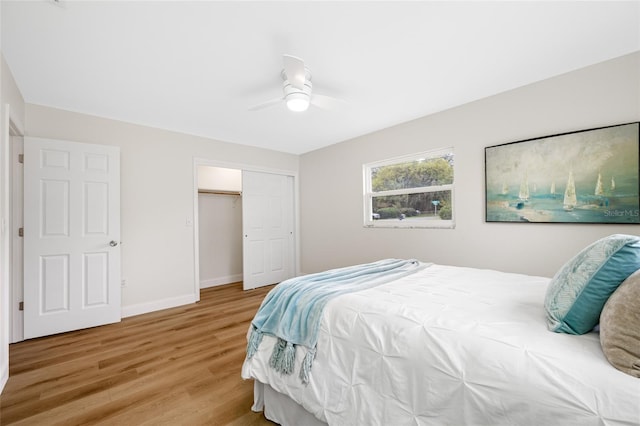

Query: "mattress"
(242, 264), (640, 425)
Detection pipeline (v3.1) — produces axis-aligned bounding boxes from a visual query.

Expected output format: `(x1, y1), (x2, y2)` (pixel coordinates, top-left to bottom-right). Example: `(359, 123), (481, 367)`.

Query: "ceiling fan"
(249, 55), (344, 112)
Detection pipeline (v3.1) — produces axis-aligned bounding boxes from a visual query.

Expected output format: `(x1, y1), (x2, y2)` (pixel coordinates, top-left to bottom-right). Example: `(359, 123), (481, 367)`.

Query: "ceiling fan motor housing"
(282, 69), (312, 111)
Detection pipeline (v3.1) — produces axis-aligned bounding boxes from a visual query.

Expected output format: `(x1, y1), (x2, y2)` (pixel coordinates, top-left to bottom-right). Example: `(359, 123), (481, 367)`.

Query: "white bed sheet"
(242, 264), (640, 425)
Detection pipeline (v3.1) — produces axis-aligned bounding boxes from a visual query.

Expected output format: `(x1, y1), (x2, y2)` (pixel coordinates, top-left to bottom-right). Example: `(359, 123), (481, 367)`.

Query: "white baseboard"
(200, 273), (243, 289)
(121, 293), (197, 318)
(0, 364), (8, 395)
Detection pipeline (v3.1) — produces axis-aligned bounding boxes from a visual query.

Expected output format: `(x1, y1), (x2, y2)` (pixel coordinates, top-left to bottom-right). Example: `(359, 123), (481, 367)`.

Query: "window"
(363, 148), (454, 228)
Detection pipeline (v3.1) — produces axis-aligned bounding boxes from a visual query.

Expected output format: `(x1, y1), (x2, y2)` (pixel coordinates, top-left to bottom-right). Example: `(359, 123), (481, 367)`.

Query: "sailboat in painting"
(611, 176), (616, 191)
(501, 182), (509, 196)
(563, 171), (577, 211)
(550, 181), (556, 198)
(595, 172), (604, 196)
(519, 173), (530, 201)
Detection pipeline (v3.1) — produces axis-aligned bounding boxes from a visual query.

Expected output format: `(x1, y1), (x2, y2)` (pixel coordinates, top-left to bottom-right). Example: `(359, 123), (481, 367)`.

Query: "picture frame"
(485, 122), (640, 224)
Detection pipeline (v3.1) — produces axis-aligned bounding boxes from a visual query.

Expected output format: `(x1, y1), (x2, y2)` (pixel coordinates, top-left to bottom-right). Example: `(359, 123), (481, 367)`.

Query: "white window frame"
(363, 147), (455, 229)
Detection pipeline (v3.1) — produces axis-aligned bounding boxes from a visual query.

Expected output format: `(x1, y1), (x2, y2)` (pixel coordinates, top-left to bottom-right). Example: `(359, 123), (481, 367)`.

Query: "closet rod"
(198, 189), (242, 196)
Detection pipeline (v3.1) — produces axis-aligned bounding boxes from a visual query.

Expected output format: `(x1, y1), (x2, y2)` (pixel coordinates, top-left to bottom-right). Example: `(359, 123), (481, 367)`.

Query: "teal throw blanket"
(246, 258), (429, 383)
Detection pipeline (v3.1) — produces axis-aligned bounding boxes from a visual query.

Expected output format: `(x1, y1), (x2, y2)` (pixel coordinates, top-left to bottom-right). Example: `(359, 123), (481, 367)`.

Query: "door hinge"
(18, 227), (24, 237)
(19, 301), (24, 311)
(18, 154), (24, 164)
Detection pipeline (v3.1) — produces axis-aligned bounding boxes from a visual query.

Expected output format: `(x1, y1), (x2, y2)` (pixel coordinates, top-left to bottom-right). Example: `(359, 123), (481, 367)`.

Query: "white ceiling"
(2, 1), (639, 155)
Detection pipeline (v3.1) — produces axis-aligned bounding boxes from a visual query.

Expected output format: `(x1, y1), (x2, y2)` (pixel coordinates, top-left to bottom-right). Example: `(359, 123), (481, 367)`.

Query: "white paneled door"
(242, 171), (294, 290)
(23, 137), (121, 339)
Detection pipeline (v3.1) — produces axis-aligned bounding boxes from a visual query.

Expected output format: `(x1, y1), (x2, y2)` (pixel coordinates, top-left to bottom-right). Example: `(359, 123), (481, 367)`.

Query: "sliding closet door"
(242, 171), (294, 290)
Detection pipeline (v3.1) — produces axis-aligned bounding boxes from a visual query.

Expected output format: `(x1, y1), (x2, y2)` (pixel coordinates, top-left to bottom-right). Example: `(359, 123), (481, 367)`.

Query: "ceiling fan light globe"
(286, 93), (310, 112)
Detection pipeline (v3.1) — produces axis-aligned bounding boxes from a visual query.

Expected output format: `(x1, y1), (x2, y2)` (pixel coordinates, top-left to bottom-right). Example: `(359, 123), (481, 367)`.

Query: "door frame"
(9, 123), (23, 343)
(192, 157), (299, 299)
(2, 104), (25, 392)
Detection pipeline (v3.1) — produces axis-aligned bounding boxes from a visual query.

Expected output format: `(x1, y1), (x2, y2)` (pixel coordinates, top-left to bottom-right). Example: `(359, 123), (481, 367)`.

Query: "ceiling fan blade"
(310, 93), (346, 110)
(283, 54), (306, 90)
(248, 97), (282, 111)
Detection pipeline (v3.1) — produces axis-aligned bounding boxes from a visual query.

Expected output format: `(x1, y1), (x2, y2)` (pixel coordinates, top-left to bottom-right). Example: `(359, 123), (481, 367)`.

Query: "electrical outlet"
(121, 278), (127, 287)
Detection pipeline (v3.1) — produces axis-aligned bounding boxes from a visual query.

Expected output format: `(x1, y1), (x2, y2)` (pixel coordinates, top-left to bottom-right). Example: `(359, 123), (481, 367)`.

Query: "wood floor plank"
(0, 283), (276, 425)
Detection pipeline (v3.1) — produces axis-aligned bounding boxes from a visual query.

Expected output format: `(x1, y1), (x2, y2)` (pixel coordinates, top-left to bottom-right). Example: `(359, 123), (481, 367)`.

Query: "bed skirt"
(252, 380), (327, 426)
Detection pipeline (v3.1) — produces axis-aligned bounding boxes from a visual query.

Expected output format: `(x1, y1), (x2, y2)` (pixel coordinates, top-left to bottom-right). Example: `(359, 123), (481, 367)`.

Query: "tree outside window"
(364, 148), (454, 228)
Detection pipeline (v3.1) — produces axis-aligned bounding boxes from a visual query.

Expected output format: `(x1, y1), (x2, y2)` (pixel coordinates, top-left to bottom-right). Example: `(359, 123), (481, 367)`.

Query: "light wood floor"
(0, 283), (277, 425)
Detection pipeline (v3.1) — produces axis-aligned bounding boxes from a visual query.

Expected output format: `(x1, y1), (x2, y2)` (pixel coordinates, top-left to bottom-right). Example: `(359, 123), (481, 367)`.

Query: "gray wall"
(299, 52), (640, 278)
(1, 55), (25, 128)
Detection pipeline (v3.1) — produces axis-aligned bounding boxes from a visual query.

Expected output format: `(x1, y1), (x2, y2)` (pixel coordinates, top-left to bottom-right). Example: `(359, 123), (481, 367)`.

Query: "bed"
(241, 236), (640, 426)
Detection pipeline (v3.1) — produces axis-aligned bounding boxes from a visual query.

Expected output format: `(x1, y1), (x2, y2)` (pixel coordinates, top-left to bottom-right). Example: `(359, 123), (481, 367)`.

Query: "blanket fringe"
(300, 347), (316, 385)
(269, 338), (286, 369)
(269, 338), (296, 375)
(281, 341), (296, 374)
(246, 327), (263, 359)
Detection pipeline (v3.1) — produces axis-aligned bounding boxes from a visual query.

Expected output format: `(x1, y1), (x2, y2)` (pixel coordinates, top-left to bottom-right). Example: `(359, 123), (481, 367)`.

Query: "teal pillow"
(544, 234), (640, 335)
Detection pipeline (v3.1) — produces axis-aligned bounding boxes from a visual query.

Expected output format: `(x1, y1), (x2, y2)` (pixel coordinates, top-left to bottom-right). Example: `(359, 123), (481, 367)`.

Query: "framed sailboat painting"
(485, 122), (640, 224)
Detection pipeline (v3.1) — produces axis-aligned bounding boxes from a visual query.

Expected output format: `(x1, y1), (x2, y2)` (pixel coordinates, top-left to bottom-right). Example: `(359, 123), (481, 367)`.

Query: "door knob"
(109, 240), (118, 247)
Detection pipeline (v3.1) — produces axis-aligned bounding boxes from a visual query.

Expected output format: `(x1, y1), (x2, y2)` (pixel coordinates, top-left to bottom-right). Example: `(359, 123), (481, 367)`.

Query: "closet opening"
(197, 166), (243, 290)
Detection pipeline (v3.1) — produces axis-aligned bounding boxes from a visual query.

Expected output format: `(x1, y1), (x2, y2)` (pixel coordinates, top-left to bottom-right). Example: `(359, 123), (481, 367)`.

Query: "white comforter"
(241, 264), (640, 425)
